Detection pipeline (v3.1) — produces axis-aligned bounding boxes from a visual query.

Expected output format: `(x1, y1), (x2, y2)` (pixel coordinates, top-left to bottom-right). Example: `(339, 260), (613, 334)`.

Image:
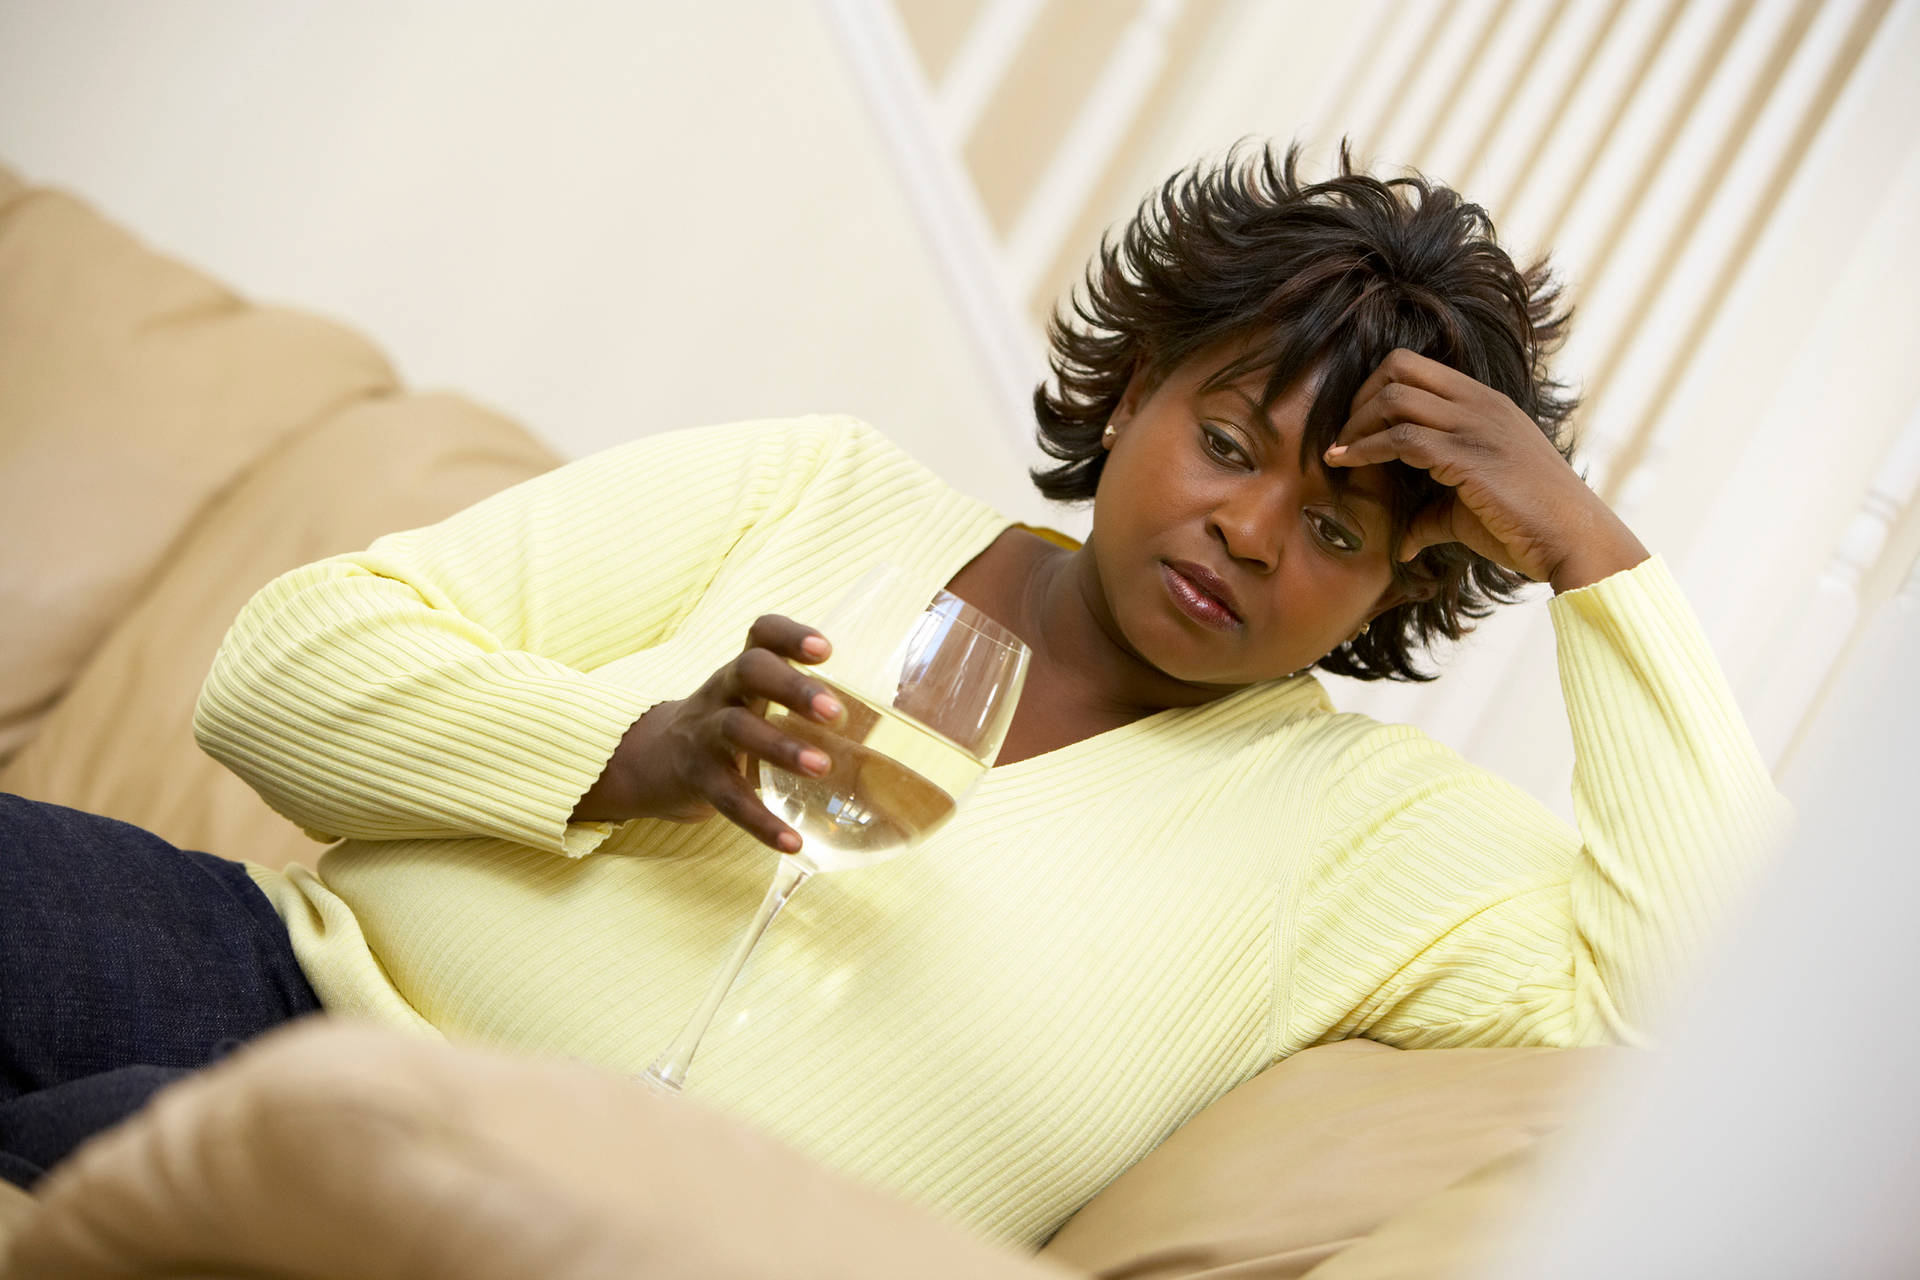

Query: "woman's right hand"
(571, 615), (844, 851)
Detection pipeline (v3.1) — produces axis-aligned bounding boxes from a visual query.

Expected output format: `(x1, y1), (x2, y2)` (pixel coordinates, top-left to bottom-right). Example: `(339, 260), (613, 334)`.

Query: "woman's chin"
(1133, 630), (1311, 691)
(1130, 636), (1248, 690)
(1111, 593), (1271, 689)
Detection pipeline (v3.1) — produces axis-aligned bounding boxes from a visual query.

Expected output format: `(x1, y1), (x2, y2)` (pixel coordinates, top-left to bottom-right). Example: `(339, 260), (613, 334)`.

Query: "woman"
(0, 142), (1785, 1246)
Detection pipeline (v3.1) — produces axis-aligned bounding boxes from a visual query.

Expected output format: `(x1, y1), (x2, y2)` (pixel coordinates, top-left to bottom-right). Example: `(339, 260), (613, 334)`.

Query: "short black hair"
(1030, 138), (1578, 681)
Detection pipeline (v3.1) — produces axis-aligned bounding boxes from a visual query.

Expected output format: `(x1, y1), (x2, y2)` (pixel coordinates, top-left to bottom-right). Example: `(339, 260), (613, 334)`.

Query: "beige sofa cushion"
(0, 1033), (1616, 1279)
(0, 158), (560, 866)
(1, 1019), (1079, 1280)
(1037, 1038), (1624, 1279)
(0, 162), (395, 766)
(0, 1181), (32, 1274)
(1294, 1145), (1545, 1280)
(0, 389), (558, 869)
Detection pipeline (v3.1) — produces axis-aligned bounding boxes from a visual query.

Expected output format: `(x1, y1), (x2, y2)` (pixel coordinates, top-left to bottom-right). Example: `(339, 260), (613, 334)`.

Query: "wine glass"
(643, 561), (1030, 1093)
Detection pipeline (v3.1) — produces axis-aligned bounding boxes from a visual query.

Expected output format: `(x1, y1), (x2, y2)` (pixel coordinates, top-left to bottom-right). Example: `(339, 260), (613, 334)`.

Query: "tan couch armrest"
(2, 1019), (1080, 1280)
(1299, 1145), (1545, 1280)
(1039, 1039), (1624, 1279)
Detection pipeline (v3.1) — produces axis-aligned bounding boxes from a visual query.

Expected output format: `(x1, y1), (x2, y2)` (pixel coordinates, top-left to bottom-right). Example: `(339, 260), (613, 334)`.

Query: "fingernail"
(801, 636), (829, 659)
(1323, 444), (1347, 461)
(813, 694), (843, 721)
(777, 831), (801, 853)
(800, 749), (830, 776)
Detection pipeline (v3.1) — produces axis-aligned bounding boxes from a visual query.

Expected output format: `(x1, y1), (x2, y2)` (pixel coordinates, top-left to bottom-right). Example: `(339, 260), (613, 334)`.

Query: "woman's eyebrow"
(1335, 488), (1388, 514)
(1219, 388), (1280, 444)
(1218, 387), (1390, 513)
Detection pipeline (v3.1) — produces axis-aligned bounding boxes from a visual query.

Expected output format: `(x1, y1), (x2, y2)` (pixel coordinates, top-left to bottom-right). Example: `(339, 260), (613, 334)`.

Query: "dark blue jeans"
(0, 793), (320, 1188)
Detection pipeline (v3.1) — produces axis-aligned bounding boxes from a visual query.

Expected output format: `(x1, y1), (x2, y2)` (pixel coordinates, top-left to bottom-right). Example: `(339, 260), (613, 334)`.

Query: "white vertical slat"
(818, 0), (1046, 460)
(1608, 0), (1882, 517)
(1003, 0), (1185, 302)
(1157, 0), (1382, 169)
(1546, 0), (1744, 285)
(1599, 0), (1918, 578)
(1418, 0), (1564, 191)
(1778, 540), (1920, 790)
(1676, 135), (1920, 689)
(1578, 0), (1867, 500)
(1495, 0), (1682, 255)
(1369, 0), (1503, 174)
(935, 0), (1049, 146)
(1896, 539), (1920, 607)
(1466, 0), (1621, 232)
(1337, 1), (1458, 163)
(1748, 398), (1920, 766)
(1294, 0), (1396, 154)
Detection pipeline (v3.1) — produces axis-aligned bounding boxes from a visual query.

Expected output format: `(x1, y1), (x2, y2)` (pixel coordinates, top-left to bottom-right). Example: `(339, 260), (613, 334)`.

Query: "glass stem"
(645, 855), (811, 1093)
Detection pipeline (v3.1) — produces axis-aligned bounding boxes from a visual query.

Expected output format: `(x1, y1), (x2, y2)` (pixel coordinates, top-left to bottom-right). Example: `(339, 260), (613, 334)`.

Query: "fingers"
(715, 704), (832, 781)
(693, 614), (845, 854)
(668, 613), (849, 853)
(1398, 495), (1461, 563)
(1345, 348), (1474, 418)
(698, 760), (803, 852)
(1324, 420), (1457, 475)
(1334, 380), (1463, 452)
(726, 647), (844, 724)
(745, 613), (831, 664)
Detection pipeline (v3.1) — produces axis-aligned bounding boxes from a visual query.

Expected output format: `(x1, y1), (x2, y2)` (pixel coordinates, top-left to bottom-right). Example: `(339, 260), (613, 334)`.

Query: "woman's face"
(1090, 340), (1408, 688)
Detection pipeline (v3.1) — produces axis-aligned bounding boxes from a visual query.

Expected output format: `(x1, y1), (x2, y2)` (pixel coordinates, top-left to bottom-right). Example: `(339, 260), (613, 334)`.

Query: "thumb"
(1397, 498), (1456, 563)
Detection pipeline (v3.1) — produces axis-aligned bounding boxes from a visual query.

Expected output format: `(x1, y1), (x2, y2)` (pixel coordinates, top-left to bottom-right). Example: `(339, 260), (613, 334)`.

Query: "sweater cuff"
(522, 671), (664, 859)
(1545, 553), (1750, 749)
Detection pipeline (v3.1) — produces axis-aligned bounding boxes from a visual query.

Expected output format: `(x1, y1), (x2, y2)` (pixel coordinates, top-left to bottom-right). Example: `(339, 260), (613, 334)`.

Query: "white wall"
(0, 0), (1059, 526)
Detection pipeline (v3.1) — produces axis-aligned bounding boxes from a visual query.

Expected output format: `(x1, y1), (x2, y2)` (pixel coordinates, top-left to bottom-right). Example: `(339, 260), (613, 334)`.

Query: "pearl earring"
(1102, 423), (1117, 447)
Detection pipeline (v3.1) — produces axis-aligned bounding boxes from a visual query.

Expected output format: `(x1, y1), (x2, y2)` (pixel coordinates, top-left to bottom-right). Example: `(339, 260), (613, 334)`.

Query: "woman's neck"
(950, 528), (1236, 736)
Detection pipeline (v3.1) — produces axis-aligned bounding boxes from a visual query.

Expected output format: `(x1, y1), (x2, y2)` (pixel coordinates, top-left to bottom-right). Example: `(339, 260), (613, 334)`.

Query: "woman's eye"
(1312, 514), (1361, 552)
(1200, 425), (1249, 467)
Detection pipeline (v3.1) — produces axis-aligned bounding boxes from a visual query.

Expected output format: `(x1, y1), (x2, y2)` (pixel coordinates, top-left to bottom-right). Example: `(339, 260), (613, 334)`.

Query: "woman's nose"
(1209, 484), (1284, 571)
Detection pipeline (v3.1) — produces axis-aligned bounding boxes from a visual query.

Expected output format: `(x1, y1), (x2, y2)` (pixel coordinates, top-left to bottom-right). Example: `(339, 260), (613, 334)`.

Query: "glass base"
(640, 1063), (683, 1095)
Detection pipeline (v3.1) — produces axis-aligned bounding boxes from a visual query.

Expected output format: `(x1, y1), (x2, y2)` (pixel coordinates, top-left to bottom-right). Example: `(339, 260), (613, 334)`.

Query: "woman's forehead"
(1189, 337), (1331, 403)
(1193, 357), (1326, 426)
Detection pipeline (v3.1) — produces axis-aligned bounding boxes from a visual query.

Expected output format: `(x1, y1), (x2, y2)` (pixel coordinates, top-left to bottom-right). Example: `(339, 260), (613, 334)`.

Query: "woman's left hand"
(1323, 348), (1648, 593)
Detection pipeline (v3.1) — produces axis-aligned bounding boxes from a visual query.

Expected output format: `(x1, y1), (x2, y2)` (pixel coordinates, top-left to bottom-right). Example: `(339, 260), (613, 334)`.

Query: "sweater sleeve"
(1280, 554), (1793, 1052)
(194, 414), (864, 856)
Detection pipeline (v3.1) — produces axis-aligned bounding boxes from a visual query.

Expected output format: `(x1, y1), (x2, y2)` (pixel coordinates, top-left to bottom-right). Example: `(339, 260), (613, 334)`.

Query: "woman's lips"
(1162, 561), (1241, 631)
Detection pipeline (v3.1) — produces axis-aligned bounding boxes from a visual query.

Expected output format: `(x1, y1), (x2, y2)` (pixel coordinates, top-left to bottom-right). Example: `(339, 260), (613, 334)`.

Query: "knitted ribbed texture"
(196, 415), (1787, 1248)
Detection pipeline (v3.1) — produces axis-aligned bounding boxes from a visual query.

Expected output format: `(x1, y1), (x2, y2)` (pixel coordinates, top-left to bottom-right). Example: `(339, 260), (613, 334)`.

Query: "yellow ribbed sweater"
(196, 414), (1787, 1249)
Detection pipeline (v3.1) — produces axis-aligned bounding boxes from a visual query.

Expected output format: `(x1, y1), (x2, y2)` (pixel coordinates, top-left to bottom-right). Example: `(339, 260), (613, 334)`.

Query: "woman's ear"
(1110, 355), (1153, 430)
(1371, 580), (1437, 618)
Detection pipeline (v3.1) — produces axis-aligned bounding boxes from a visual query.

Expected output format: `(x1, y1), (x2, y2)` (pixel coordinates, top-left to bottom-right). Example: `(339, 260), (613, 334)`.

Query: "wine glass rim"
(928, 589), (1027, 653)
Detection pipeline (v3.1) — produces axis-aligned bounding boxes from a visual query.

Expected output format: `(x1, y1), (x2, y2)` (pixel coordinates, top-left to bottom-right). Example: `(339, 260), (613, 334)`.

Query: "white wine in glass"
(643, 562), (1029, 1092)
(759, 674), (981, 873)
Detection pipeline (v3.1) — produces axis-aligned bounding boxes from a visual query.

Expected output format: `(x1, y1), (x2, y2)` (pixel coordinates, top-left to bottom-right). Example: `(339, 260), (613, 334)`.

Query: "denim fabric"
(0, 793), (320, 1186)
